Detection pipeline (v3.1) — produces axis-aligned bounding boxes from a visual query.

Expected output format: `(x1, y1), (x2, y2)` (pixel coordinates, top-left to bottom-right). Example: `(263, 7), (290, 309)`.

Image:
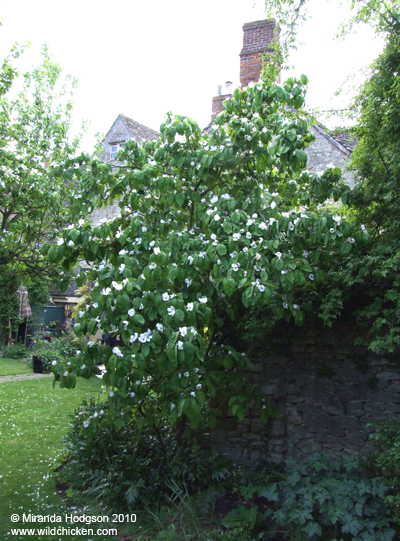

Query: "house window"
(110, 142), (125, 160)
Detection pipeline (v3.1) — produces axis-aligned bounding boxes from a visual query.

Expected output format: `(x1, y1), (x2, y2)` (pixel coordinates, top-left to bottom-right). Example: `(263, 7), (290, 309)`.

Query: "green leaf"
(223, 221), (233, 234)
(48, 246), (59, 263)
(217, 244), (227, 256)
(175, 192), (185, 206)
(223, 277), (236, 297)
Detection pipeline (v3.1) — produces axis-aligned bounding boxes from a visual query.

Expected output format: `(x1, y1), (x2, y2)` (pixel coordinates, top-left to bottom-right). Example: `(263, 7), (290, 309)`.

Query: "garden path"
(0, 373), (52, 383)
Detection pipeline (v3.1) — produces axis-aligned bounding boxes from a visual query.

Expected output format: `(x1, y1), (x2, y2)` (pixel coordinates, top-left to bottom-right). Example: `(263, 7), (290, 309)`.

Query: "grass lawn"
(0, 375), (144, 540)
(0, 357), (33, 376)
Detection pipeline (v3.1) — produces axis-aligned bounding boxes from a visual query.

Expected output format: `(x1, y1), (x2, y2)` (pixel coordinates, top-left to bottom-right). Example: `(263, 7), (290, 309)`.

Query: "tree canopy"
(51, 76), (369, 434)
(0, 45), (85, 290)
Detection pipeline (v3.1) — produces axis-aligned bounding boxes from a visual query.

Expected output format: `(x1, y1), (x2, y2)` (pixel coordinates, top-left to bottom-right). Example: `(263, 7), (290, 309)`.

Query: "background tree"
(258, 0), (400, 354)
(318, 6), (400, 352)
(0, 45), (86, 340)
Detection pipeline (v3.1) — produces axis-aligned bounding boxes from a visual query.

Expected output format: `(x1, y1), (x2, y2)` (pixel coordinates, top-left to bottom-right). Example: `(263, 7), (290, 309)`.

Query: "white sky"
(0, 0), (384, 152)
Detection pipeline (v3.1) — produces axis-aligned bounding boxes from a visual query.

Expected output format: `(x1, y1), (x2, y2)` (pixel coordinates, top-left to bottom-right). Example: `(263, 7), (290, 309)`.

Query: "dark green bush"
(368, 417), (400, 530)
(30, 333), (79, 372)
(2, 343), (30, 359)
(262, 452), (395, 541)
(60, 396), (233, 511)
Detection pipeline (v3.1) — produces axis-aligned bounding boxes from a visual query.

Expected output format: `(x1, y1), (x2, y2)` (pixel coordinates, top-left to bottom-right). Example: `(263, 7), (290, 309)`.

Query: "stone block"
(321, 405), (344, 415)
(349, 410), (365, 418)
(323, 443), (344, 452)
(386, 402), (400, 413)
(271, 421), (285, 437)
(250, 419), (263, 432)
(287, 394), (305, 404)
(243, 433), (261, 441)
(320, 434), (342, 444)
(262, 384), (279, 395)
(298, 439), (322, 453)
(303, 412), (329, 429)
(269, 438), (285, 445)
(364, 402), (385, 411)
(343, 437), (366, 447)
(335, 416), (362, 431)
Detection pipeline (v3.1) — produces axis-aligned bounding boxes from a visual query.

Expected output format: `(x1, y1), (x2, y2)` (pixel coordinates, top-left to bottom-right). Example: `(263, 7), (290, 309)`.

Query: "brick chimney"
(240, 19), (278, 88)
(211, 81), (233, 122)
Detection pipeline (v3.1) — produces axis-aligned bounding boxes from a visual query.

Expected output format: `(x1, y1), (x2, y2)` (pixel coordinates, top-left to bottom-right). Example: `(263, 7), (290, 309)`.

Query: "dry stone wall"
(212, 317), (400, 466)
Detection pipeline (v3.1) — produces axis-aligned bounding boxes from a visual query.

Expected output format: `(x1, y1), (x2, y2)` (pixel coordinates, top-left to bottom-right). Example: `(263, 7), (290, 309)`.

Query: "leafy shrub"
(2, 343), (30, 359)
(60, 396), (233, 511)
(368, 417), (400, 530)
(262, 452), (395, 541)
(31, 332), (79, 372)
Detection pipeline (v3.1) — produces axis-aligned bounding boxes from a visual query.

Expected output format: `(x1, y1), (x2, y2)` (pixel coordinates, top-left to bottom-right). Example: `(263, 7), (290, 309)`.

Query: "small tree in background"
(0, 44), (86, 342)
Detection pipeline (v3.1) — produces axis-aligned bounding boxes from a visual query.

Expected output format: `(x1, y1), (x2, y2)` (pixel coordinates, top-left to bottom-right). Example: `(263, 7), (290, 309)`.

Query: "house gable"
(100, 114), (160, 164)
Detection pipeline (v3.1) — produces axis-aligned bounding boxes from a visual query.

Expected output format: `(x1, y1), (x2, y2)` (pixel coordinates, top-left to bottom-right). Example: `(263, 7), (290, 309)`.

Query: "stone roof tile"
(119, 114), (160, 142)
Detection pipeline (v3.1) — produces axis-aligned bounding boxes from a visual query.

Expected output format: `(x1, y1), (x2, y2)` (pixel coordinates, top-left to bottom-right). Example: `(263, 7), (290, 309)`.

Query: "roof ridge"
(118, 113), (160, 136)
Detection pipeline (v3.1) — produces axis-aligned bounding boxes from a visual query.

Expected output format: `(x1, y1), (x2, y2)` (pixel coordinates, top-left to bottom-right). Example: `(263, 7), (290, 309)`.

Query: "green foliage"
(60, 396), (233, 511)
(368, 417), (400, 529)
(0, 275), (21, 345)
(263, 452), (395, 541)
(315, 17), (400, 353)
(52, 76), (366, 439)
(31, 332), (80, 372)
(0, 44), (86, 289)
(1, 343), (29, 359)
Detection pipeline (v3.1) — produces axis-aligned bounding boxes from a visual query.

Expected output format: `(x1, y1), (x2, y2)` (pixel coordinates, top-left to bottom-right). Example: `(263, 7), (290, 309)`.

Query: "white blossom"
(167, 306), (175, 316)
(210, 195), (218, 204)
(199, 296), (207, 304)
(128, 308), (135, 317)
